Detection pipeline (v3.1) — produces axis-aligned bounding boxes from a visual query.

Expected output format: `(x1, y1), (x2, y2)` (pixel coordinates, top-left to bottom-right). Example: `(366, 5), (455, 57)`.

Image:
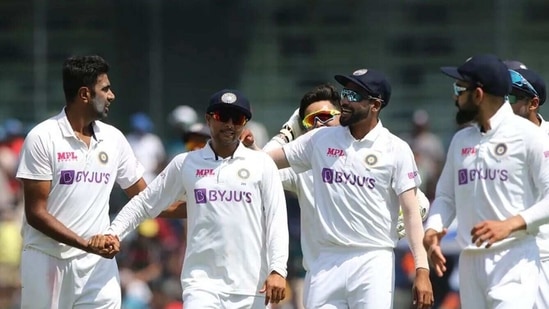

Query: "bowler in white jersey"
(16, 55), (147, 309)
(268, 69), (433, 309)
(103, 89), (289, 309)
(424, 54), (549, 309)
(504, 65), (549, 309)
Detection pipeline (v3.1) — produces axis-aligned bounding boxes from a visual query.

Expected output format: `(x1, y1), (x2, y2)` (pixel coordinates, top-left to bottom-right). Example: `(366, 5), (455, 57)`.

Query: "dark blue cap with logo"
(334, 68), (392, 107)
(515, 68), (547, 105)
(207, 89), (252, 119)
(440, 54), (512, 97)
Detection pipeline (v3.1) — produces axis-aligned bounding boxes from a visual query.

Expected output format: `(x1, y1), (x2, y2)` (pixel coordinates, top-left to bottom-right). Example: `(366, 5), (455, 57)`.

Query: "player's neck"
(477, 101), (504, 133)
(209, 140), (238, 159)
(64, 106), (94, 136)
(349, 118), (378, 140)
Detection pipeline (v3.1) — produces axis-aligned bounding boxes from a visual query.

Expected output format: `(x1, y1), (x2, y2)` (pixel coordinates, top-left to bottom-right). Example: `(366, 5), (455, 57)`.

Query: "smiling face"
(89, 73), (115, 120)
(206, 106), (248, 150)
(339, 82), (381, 127)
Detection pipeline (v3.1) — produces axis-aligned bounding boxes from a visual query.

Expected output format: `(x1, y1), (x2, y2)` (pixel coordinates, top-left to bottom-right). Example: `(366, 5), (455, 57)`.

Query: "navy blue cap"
(503, 59), (528, 70)
(515, 68), (547, 105)
(440, 54), (512, 97)
(207, 89), (252, 119)
(334, 68), (392, 107)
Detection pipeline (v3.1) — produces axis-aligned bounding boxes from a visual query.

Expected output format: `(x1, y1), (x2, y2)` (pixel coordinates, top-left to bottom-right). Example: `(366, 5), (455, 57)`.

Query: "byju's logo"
(194, 188), (252, 204)
(321, 168), (375, 189)
(458, 168), (508, 185)
(59, 170), (111, 185)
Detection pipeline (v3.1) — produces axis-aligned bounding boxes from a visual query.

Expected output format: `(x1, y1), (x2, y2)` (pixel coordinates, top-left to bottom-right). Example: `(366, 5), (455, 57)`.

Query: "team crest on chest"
(365, 154), (378, 166)
(494, 143), (507, 156)
(237, 168), (250, 179)
(98, 151), (109, 164)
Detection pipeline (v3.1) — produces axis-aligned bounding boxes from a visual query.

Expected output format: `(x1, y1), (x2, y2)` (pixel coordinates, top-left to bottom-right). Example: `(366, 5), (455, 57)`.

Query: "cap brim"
(440, 66), (465, 80)
(334, 74), (373, 94)
(207, 103), (252, 120)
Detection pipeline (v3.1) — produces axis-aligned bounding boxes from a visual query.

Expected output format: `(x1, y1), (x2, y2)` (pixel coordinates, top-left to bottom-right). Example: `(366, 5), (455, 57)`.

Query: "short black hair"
(298, 83), (341, 120)
(63, 55), (110, 103)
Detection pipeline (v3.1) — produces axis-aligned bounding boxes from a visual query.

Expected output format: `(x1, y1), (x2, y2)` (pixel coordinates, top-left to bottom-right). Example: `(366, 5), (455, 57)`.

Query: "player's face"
(302, 100), (340, 131)
(90, 74), (115, 119)
(454, 81), (479, 124)
(206, 107), (248, 147)
(509, 94), (533, 119)
(339, 83), (380, 127)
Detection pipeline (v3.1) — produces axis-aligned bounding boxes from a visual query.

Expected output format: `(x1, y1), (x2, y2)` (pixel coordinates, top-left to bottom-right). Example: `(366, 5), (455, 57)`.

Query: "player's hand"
(87, 234), (120, 259)
(259, 271), (286, 305)
(239, 128), (260, 150)
(423, 228), (447, 277)
(471, 219), (514, 248)
(412, 268), (434, 309)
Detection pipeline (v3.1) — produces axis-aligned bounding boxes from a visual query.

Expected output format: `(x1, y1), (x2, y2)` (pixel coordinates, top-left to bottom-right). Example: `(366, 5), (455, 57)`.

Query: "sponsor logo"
(59, 170), (111, 185)
(196, 169), (215, 177)
(461, 147), (477, 156)
(457, 168), (508, 185)
(57, 152), (78, 162)
(494, 143), (507, 156)
(194, 188), (253, 204)
(321, 168), (375, 189)
(326, 148), (345, 157)
(545, 151), (549, 158)
(408, 171), (418, 179)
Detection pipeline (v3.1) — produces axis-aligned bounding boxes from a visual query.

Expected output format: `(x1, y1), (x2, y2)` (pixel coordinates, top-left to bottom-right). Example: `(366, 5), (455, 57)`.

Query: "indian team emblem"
(98, 151), (108, 164)
(237, 168), (250, 179)
(365, 154), (377, 166)
(353, 69), (368, 76)
(494, 143), (507, 156)
(221, 92), (237, 104)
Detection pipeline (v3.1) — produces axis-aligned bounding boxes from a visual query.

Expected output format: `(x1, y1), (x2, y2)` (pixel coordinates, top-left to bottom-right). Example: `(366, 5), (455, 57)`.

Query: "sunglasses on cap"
(208, 110), (249, 126)
(340, 89), (383, 103)
(509, 69), (538, 96)
(302, 109), (340, 129)
(453, 82), (478, 96)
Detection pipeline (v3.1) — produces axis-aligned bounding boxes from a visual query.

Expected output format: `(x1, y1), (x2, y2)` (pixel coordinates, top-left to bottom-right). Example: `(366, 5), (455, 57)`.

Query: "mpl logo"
(196, 169), (215, 177)
(461, 147), (477, 156)
(326, 148), (345, 157)
(457, 168), (509, 185)
(57, 152), (78, 162)
(194, 188), (253, 204)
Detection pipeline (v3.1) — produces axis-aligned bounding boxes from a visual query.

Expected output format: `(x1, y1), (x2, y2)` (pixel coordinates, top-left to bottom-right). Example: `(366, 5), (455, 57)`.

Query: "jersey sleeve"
(109, 154), (188, 239)
(279, 168), (298, 193)
(282, 129), (316, 174)
(261, 154), (289, 278)
(392, 139), (421, 195)
(115, 131), (146, 189)
(425, 137), (457, 232)
(16, 130), (53, 181)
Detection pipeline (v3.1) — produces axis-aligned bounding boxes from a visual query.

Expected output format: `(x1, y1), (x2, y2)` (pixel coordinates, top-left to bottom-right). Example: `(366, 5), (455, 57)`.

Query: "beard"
(455, 94), (478, 125)
(339, 108), (369, 127)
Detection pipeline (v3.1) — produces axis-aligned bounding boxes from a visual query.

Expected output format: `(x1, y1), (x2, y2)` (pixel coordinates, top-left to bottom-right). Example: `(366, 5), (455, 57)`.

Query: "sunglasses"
(302, 109), (340, 129)
(453, 82), (477, 96)
(508, 94), (530, 104)
(340, 89), (383, 103)
(209, 110), (248, 126)
(509, 69), (538, 96)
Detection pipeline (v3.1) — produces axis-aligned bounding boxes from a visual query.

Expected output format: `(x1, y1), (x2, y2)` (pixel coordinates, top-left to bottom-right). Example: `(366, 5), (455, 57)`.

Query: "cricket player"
(504, 64), (549, 309)
(16, 55), (147, 308)
(100, 89), (289, 308)
(424, 54), (549, 309)
(267, 69), (433, 309)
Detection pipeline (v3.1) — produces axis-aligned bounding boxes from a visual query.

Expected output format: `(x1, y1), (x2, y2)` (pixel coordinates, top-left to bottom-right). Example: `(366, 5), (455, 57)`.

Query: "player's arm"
(267, 148), (291, 169)
(158, 200), (187, 218)
(123, 177), (147, 198)
(22, 179), (91, 252)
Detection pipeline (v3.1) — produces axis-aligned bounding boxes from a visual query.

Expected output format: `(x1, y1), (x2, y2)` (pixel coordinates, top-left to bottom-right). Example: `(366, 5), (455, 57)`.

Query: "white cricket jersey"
(425, 104), (549, 251)
(16, 109), (144, 259)
(282, 122), (421, 250)
(109, 142), (289, 295)
(279, 168), (318, 271)
(537, 114), (549, 260)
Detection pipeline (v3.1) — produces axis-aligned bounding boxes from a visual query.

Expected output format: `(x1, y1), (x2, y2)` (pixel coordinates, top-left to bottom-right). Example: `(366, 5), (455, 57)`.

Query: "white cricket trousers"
(534, 259), (549, 309)
(459, 237), (539, 309)
(20, 247), (121, 309)
(183, 288), (268, 309)
(304, 248), (394, 309)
